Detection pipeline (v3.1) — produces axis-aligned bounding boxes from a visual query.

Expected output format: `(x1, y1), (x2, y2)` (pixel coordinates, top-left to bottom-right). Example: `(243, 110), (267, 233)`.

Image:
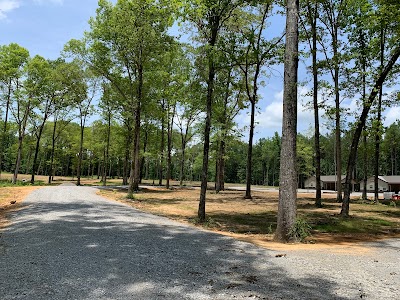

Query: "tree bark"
(128, 61), (143, 195)
(216, 139), (226, 193)
(48, 119), (57, 184)
(308, 1), (322, 207)
(140, 125), (148, 183)
(334, 45), (342, 203)
(362, 130), (368, 200)
(103, 111), (112, 187)
(199, 16), (219, 222)
(275, 0), (299, 242)
(30, 122), (46, 184)
(0, 81), (12, 179)
(374, 26), (386, 203)
(245, 100), (256, 199)
(166, 103), (175, 189)
(76, 120), (84, 186)
(159, 100), (165, 186)
(12, 101), (31, 184)
(341, 45), (400, 216)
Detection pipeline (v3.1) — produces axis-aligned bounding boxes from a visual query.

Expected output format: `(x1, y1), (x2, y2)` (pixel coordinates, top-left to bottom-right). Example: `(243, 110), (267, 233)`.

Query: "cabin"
(360, 176), (400, 193)
(304, 175), (357, 191)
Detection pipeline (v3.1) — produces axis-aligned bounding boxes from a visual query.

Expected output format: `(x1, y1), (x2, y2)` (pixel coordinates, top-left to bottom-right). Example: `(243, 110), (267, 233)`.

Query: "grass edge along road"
(98, 186), (400, 251)
(1, 174), (399, 252)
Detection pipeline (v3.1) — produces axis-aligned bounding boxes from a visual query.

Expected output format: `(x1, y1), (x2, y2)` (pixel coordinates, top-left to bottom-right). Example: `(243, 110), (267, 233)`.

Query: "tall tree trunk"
(13, 137), (24, 184)
(166, 104), (176, 189)
(159, 100), (165, 186)
(30, 121), (46, 184)
(12, 102), (30, 184)
(103, 112), (112, 187)
(0, 81), (12, 180)
(199, 19), (219, 222)
(77, 122), (84, 186)
(140, 126), (148, 183)
(334, 52), (342, 202)
(123, 127), (131, 185)
(374, 26), (385, 203)
(179, 145), (186, 187)
(128, 62), (143, 196)
(216, 139), (226, 193)
(275, 0), (299, 242)
(216, 69), (231, 193)
(102, 148), (106, 184)
(342, 45), (400, 216)
(245, 100), (256, 199)
(48, 120), (57, 184)
(308, 1), (322, 207)
(362, 130), (368, 200)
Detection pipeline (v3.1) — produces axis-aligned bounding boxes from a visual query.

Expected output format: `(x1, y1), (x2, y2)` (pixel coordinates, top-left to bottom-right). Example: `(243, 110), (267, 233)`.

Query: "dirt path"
(0, 186), (399, 299)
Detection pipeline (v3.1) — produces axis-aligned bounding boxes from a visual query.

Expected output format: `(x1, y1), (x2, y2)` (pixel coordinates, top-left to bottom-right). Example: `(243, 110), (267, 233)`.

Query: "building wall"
(304, 176), (316, 189)
(360, 178), (389, 192)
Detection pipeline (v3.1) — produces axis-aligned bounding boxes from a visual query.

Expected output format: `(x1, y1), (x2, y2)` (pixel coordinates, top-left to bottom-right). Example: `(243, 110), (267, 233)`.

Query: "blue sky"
(1, 0), (398, 141)
(0, 0), (104, 59)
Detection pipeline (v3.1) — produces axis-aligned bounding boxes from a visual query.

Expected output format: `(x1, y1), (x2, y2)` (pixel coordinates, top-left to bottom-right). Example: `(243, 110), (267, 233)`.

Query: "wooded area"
(1, 0), (399, 242)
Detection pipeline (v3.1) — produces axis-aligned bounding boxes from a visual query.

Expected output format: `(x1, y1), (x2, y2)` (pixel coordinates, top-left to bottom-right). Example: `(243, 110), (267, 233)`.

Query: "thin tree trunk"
(374, 26), (385, 203)
(30, 122), (46, 184)
(180, 145), (186, 186)
(12, 100), (30, 184)
(309, 1), (322, 207)
(48, 120), (57, 184)
(216, 139), (226, 193)
(166, 104), (176, 189)
(128, 61), (143, 195)
(334, 57), (342, 202)
(140, 126), (148, 183)
(362, 130), (368, 200)
(216, 69), (231, 193)
(245, 100), (255, 199)
(159, 101), (165, 186)
(342, 45), (400, 216)
(13, 137), (24, 184)
(123, 127), (131, 185)
(0, 81), (12, 179)
(199, 19), (219, 222)
(77, 119), (84, 186)
(275, 0), (299, 242)
(103, 112), (112, 187)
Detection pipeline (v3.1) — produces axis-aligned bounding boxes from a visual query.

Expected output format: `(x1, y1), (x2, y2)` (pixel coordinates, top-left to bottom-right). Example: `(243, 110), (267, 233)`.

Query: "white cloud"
(0, 0), (63, 20)
(0, 0), (20, 19)
(253, 87), (315, 132)
(33, 0), (63, 4)
(384, 106), (400, 127)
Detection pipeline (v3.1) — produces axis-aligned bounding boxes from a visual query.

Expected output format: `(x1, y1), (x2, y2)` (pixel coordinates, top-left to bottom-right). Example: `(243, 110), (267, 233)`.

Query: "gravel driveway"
(0, 186), (399, 299)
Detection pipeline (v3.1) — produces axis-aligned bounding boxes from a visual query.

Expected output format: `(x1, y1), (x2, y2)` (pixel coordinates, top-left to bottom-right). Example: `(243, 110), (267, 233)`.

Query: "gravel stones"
(0, 186), (399, 299)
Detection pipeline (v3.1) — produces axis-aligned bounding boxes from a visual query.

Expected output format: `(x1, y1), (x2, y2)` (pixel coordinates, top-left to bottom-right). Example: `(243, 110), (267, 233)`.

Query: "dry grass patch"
(99, 187), (400, 251)
(0, 186), (41, 228)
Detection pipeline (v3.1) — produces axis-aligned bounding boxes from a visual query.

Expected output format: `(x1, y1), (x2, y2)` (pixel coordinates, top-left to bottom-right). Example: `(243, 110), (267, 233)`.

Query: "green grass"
(312, 215), (396, 234)
(0, 179), (47, 187)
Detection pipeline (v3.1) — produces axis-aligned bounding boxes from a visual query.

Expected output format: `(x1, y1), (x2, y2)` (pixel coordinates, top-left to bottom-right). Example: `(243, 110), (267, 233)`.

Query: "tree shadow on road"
(0, 187), (355, 299)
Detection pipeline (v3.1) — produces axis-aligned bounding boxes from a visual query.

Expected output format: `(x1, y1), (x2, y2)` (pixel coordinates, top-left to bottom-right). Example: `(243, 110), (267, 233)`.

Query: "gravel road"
(0, 186), (399, 299)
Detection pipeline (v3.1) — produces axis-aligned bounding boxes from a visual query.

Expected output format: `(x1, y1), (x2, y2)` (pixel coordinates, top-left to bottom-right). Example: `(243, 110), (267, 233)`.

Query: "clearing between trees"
(1, 175), (399, 251)
(97, 183), (400, 251)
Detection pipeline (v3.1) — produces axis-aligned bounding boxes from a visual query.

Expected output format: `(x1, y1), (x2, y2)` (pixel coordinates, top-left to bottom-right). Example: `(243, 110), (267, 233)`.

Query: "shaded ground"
(99, 186), (400, 251)
(1, 185), (399, 299)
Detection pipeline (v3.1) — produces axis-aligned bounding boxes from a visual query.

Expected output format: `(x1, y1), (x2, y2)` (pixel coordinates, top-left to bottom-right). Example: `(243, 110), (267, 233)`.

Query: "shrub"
(288, 218), (311, 242)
